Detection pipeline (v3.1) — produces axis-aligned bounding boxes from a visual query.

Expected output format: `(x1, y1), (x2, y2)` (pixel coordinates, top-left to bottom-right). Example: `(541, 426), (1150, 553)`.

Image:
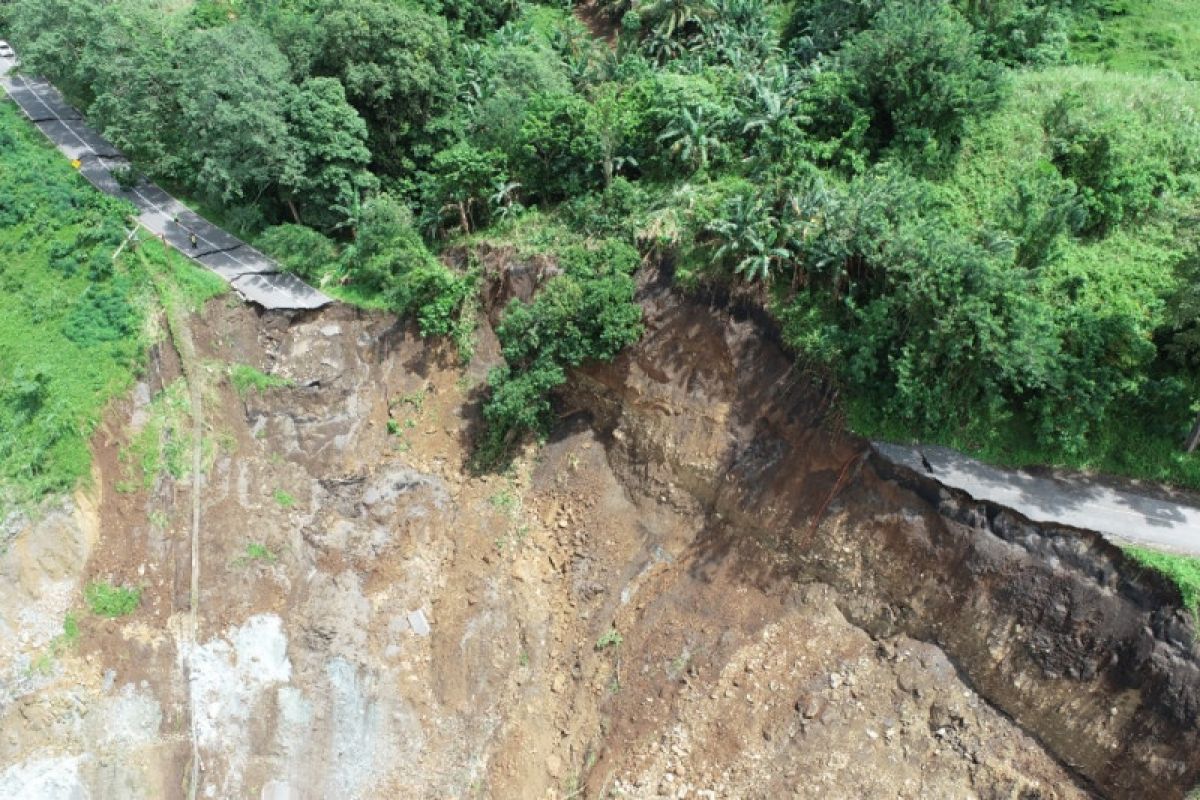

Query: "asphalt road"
(0, 55), (330, 311)
(874, 441), (1200, 556)
(7, 53), (1197, 554)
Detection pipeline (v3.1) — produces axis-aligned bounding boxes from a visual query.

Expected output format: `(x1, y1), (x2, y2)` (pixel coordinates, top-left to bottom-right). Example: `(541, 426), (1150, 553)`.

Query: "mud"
(0, 267), (1195, 799)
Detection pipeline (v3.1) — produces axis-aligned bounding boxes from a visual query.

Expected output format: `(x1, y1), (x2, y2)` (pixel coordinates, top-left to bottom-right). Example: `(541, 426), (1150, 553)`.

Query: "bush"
(478, 250), (643, 466)
(1043, 88), (1188, 234)
(804, 0), (1006, 168)
(516, 93), (604, 202)
(86, 582), (141, 617)
(258, 224), (339, 283)
(389, 260), (477, 340)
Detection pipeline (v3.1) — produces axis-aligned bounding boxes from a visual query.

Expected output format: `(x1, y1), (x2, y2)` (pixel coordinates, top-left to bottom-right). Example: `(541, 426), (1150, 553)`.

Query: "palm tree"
(707, 194), (792, 283)
(489, 178), (524, 223)
(657, 107), (720, 173)
(637, 0), (716, 40)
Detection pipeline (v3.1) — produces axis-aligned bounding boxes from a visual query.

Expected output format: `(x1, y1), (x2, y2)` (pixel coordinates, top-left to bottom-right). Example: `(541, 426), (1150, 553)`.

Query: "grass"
(853, 387), (1200, 494)
(85, 582), (141, 618)
(0, 101), (148, 511)
(595, 628), (623, 651)
(1072, 0), (1200, 80)
(233, 541), (278, 567)
(273, 488), (296, 508)
(1124, 547), (1200, 615)
(116, 378), (195, 492)
(229, 364), (293, 398)
(0, 98), (226, 514)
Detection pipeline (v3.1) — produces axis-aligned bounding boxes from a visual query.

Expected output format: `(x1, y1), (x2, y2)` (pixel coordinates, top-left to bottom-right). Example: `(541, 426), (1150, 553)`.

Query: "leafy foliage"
(478, 239), (643, 466)
(8, 0), (1200, 493)
(1125, 546), (1200, 615)
(85, 582), (141, 617)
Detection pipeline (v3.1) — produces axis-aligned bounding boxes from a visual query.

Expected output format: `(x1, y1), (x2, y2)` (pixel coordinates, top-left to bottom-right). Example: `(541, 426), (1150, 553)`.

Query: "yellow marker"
(70, 158), (82, 169)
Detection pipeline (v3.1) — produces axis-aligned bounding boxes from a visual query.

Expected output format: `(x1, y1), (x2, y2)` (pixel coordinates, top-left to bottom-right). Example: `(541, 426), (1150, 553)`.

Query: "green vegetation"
(85, 581), (141, 617)
(0, 86), (224, 512)
(61, 611), (80, 644)
(6, 0), (1200, 490)
(273, 488), (297, 508)
(0, 100), (147, 510)
(234, 541), (278, 567)
(1125, 546), (1200, 614)
(229, 364), (293, 398)
(116, 378), (194, 492)
(1072, 1), (1200, 79)
(595, 628), (623, 651)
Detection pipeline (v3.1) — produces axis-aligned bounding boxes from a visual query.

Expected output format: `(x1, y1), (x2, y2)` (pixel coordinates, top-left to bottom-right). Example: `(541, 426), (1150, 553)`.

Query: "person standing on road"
(189, 231), (198, 249)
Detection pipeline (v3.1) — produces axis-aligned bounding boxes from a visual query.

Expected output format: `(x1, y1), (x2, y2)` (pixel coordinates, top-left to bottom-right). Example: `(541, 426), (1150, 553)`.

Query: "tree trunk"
(1185, 409), (1200, 454)
(286, 198), (302, 225)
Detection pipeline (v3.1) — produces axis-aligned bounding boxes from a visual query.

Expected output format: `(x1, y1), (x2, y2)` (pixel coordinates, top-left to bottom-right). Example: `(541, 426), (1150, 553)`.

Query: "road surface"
(0, 55), (330, 311)
(874, 441), (1200, 556)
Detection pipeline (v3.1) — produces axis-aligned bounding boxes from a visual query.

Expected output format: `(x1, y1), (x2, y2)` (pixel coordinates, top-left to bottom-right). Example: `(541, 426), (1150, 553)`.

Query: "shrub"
(595, 628), (623, 650)
(229, 364), (293, 397)
(86, 582), (141, 617)
(258, 224), (339, 282)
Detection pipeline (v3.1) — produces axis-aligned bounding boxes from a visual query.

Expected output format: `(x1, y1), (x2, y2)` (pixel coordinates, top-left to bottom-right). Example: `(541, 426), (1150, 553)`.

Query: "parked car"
(0, 41), (14, 59)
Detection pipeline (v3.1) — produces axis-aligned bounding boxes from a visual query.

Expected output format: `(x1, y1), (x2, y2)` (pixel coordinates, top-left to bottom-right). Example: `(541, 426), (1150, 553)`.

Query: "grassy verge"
(1124, 546), (1200, 615)
(852, 398), (1200, 493)
(0, 98), (225, 514)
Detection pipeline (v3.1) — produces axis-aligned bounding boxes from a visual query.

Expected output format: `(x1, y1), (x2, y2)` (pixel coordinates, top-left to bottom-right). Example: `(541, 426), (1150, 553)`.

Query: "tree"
(280, 77), (377, 230)
(175, 23), (293, 204)
(782, 0), (884, 61)
(827, 0), (1005, 166)
(314, 0), (455, 174)
(8, 0), (104, 102)
(423, 142), (507, 235)
(81, 2), (185, 178)
(516, 93), (603, 202)
(656, 106), (722, 174)
(705, 193), (791, 283)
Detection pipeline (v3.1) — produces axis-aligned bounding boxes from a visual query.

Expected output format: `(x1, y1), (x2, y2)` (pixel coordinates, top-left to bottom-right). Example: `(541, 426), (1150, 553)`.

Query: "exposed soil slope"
(1, 268), (1196, 799)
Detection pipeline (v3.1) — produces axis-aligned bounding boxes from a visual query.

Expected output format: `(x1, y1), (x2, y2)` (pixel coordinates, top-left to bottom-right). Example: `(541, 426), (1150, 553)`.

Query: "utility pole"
(1185, 411), (1200, 454)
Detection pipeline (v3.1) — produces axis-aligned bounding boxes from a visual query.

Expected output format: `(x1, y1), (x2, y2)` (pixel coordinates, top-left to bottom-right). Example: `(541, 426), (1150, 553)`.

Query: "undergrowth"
(229, 364), (293, 398)
(85, 581), (141, 617)
(0, 99), (225, 513)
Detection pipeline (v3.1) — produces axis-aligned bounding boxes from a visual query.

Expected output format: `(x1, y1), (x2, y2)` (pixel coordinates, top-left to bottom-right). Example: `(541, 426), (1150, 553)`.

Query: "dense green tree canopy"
(5, 0), (1200, 481)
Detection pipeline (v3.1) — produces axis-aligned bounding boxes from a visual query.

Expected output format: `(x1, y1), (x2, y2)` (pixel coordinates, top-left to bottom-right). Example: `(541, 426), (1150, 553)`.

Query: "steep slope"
(0, 271), (1195, 798)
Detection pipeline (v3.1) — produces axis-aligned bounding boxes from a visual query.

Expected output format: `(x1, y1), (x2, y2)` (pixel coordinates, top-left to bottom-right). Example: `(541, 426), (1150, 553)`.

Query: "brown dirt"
(1, 269), (1196, 799)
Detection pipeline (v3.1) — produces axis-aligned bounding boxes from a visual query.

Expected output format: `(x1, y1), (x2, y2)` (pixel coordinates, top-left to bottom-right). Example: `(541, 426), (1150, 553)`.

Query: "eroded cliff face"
(0, 267), (1193, 799)
(569, 269), (1200, 798)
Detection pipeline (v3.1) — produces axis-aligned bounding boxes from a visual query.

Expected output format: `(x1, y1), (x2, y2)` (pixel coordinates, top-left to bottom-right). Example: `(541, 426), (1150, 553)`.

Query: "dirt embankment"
(0, 260), (1195, 799)
(567, 268), (1200, 798)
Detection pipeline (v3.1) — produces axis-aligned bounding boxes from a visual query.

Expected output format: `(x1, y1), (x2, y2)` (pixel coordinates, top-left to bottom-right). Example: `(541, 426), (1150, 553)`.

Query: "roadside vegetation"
(0, 90), (224, 516)
(3, 1), (1200, 487)
(1125, 546), (1200, 615)
(8, 0), (1197, 485)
